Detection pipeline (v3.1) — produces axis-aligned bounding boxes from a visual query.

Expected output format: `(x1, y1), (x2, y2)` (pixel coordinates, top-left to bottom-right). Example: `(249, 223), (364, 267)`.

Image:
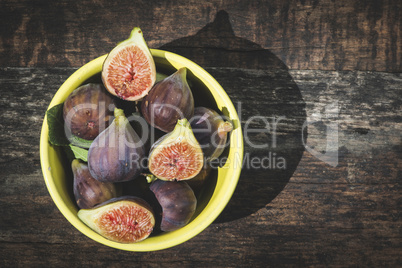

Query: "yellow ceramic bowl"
(40, 49), (243, 251)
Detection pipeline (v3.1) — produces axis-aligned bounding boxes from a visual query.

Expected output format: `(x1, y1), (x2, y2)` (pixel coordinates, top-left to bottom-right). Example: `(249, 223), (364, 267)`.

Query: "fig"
(72, 159), (120, 209)
(78, 196), (155, 243)
(190, 107), (233, 161)
(141, 68), (194, 132)
(149, 179), (197, 232)
(63, 83), (116, 141)
(185, 164), (212, 195)
(126, 111), (165, 155)
(88, 108), (145, 182)
(102, 27), (156, 101)
(148, 118), (204, 181)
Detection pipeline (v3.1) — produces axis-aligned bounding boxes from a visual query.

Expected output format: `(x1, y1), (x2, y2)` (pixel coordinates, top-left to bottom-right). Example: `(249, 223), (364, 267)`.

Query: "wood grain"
(0, 0), (400, 71)
(1, 67), (400, 267)
(1, 0), (401, 266)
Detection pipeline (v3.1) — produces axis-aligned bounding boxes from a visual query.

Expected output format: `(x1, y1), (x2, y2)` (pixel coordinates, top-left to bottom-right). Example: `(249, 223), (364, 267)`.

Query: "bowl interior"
(40, 49), (243, 251)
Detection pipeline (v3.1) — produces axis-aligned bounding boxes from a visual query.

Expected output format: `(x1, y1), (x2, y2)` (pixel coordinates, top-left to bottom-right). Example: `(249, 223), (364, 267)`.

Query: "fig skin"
(190, 107), (233, 161)
(141, 68), (194, 133)
(72, 159), (120, 209)
(126, 111), (165, 156)
(88, 108), (145, 183)
(185, 164), (212, 195)
(78, 196), (155, 243)
(149, 179), (197, 232)
(63, 83), (116, 141)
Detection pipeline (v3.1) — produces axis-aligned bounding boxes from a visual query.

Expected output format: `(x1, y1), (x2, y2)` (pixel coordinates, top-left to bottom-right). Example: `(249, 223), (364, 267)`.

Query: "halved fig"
(102, 27), (156, 101)
(148, 118), (204, 181)
(78, 196), (155, 243)
(141, 68), (194, 132)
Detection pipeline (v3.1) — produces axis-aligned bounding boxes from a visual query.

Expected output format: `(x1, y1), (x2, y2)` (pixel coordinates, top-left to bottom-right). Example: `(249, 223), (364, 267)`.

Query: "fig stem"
(71, 159), (81, 172)
(114, 108), (125, 118)
(218, 121), (233, 138)
(176, 118), (190, 129)
(145, 174), (158, 183)
(177, 67), (187, 78)
(129, 27), (145, 44)
(113, 108), (127, 128)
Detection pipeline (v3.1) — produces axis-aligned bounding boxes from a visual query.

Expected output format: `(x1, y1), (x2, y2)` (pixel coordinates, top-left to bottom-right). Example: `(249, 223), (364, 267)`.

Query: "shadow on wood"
(160, 10), (307, 223)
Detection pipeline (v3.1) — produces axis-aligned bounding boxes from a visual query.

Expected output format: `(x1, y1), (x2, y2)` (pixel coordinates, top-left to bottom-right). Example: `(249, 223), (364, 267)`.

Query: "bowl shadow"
(159, 10), (307, 223)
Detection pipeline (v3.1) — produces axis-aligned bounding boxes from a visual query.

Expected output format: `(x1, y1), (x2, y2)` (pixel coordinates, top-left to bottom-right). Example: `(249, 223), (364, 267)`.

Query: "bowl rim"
(40, 49), (244, 251)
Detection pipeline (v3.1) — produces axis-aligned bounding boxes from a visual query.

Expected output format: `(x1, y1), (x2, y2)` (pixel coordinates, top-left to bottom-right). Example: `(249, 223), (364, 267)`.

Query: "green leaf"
(46, 103), (70, 146)
(68, 135), (93, 149)
(69, 144), (88, 162)
(46, 102), (94, 148)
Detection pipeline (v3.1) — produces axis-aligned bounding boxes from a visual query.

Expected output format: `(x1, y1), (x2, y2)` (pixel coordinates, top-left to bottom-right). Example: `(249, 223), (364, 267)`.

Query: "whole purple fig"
(141, 68), (194, 132)
(190, 107), (233, 161)
(149, 179), (197, 232)
(185, 164), (212, 195)
(88, 108), (145, 182)
(72, 159), (119, 209)
(63, 83), (116, 141)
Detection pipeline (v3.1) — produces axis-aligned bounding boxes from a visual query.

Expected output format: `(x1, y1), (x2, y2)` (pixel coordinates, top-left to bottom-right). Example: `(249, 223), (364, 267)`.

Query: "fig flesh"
(141, 68), (194, 132)
(148, 118), (203, 181)
(102, 27), (156, 101)
(88, 108), (145, 182)
(78, 196), (155, 243)
(63, 83), (116, 141)
(190, 107), (233, 161)
(149, 179), (196, 232)
(72, 159), (119, 209)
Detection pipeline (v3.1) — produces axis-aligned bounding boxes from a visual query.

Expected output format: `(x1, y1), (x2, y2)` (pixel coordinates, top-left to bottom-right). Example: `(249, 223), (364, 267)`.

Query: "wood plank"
(0, 0), (400, 71)
(0, 67), (400, 266)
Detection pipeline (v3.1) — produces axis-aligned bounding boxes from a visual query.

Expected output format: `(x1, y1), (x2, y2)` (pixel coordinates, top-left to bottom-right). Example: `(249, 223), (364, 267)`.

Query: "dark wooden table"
(1, 1), (401, 267)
